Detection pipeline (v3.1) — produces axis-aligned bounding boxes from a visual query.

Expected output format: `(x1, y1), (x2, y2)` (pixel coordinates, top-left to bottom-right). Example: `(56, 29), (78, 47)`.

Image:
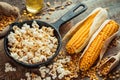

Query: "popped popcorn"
(5, 63), (16, 72)
(22, 51), (78, 80)
(39, 66), (48, 78)
(38, 55), (71, 80)
(8, 21), (58, 64)
(25, 72), (42, 80)
(43, 77), (51, 80)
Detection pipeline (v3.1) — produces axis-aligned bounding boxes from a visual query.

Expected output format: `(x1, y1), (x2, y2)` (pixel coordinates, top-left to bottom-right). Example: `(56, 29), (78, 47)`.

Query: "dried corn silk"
(79, 20), (119, 71)
(63, 7), (108, 54)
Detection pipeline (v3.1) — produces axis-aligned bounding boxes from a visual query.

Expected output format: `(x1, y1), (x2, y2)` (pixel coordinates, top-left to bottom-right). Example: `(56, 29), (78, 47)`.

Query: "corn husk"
(63, 7), (108, 53)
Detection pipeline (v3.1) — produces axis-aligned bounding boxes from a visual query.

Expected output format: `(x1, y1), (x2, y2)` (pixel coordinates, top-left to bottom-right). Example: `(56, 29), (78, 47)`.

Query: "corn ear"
(79, 20), (119, 71)
(65, 7), (108, 54)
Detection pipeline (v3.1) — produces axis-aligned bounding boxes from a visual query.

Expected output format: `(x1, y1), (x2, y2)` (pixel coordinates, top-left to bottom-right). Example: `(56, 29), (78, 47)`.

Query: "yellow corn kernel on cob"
(66, 11), (99, 54)
(79, 20), (119, 71)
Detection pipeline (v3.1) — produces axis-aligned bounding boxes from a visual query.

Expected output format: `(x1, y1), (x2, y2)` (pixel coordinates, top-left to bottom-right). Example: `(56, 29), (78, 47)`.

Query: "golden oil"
(26, 0), (44, 14)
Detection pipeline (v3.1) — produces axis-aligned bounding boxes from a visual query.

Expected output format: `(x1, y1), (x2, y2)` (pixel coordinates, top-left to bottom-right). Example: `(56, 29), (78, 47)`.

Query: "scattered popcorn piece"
(46, 2), (51, 7)
(61, 6), (64, 9)
(48, 11), (52, 15)
(20, 78), (25, 80)
(24, 72), (42, 80)
(38, 55), (71, 80)
(58, 70), (71, 79)
(43, 77), (51, 80)
(66, 0), (72, 5)
(49, 7), (55, 11)
(21, 52), (72, 80)
(5, 63), (16, 72)
(32, 20), (39, 28)
(46, 16), (50, 20)
(57, 56), (71, 64)
(39, 66), (50, 78)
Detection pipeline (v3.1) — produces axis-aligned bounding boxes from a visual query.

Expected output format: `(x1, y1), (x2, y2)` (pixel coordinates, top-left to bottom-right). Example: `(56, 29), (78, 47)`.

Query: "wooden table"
(0, 0), (120, 80)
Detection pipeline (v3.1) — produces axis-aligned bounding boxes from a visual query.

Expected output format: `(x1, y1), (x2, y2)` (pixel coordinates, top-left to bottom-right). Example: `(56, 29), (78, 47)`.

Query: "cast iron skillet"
(4, 2), (87, 68)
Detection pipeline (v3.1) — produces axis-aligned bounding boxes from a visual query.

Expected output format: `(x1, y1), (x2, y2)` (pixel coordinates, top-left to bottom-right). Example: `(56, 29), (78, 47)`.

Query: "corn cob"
(79, 20), (119, 71)
(66, 11), (99, 54)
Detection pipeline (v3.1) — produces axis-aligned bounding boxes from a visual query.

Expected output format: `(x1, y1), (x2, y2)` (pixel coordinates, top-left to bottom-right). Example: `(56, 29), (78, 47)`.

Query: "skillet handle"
(52, 2), (87, 31)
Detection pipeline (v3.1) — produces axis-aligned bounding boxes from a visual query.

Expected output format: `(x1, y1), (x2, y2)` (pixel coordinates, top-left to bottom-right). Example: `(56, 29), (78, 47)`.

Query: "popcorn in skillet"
(8, 21), (58, 64)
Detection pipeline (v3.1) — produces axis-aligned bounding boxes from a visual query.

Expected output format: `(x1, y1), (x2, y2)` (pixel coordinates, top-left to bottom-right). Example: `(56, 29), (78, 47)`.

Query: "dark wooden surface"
(0, 0), (120, 80)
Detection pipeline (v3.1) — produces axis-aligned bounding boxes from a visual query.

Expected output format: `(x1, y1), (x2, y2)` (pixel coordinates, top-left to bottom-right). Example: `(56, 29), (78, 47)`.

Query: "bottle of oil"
(26, 0), (44, 14)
